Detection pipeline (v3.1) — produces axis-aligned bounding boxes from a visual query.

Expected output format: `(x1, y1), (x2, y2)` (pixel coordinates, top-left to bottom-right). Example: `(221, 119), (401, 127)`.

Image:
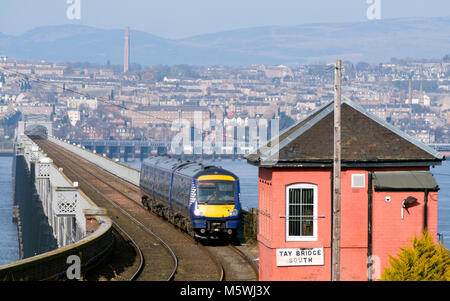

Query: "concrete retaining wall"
(48, 136), (140, 187)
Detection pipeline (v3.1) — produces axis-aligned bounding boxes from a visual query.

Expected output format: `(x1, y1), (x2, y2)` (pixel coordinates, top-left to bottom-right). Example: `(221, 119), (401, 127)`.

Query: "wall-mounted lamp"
(401, 196), (418, 219)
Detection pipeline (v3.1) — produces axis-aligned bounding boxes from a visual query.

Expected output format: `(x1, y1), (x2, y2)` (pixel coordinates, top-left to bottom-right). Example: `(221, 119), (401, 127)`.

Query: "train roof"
(142, 156), (239, 180)
(144, 156), (183, 171)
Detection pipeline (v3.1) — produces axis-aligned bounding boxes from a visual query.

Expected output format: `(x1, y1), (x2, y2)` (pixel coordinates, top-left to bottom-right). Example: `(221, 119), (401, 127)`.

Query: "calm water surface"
(434, 160), (450, 249)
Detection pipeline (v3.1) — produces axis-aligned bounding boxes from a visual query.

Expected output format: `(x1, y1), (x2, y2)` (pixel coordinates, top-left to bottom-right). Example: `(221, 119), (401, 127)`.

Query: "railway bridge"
(1, 129), (445, 281)
(429, 143), (450, 155)
(70, 138), (251, 161)
(0, 132), (259, 281)
(17, 115), (53, 138)
(69, 139), (168, 161)
(0, 134), (113, 280)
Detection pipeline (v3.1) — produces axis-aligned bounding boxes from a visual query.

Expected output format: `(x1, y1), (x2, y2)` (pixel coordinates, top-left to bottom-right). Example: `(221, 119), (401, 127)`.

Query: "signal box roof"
(246, 98), (444, 167)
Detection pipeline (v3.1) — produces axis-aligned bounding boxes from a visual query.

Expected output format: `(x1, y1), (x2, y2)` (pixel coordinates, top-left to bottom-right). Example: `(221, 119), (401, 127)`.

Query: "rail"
(111, 222), (144, 281)
(38, 136), (258, 281)
(37, 138), (179, 281)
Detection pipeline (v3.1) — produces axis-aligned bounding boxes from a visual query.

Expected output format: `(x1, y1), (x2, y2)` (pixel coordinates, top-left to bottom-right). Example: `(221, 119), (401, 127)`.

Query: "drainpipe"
(330, 168), (334, 281)
(367, 172), (373, 281)
(423, 189), (428, 232)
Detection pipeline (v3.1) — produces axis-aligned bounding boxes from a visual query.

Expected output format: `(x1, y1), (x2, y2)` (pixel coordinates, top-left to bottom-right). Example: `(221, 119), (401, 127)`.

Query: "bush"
(380, 232), (450, 281)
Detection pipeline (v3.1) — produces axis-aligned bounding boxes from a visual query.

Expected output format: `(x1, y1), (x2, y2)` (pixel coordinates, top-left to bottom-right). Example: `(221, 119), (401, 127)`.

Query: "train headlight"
(194, 208), (204, 216)
(228, 209), (239, 217)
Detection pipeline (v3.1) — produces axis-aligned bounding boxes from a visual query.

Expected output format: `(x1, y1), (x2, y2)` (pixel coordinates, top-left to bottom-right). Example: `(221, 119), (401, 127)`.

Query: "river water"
(434, 160), (450, 249)
(0, 156), (448, 265)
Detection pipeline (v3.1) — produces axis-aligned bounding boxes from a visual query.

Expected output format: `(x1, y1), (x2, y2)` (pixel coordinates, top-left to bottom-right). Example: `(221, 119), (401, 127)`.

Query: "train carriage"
(140, 156), (242, 238)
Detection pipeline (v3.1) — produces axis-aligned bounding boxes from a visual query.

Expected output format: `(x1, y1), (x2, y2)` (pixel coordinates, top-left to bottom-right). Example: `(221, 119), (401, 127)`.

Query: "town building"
(246, 98), (444, 281)
(67, 110), (80, 127)
(66, 96), (98, 110)
(121, 106), (210, 128)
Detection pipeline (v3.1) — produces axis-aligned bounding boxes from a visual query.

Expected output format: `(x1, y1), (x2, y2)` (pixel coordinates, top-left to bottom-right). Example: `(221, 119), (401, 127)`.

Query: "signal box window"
(286, 183), (318, 241)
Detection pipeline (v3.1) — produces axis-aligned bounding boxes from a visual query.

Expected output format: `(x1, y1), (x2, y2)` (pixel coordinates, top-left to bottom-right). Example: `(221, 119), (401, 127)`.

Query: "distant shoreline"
(1, 16), (450, 66)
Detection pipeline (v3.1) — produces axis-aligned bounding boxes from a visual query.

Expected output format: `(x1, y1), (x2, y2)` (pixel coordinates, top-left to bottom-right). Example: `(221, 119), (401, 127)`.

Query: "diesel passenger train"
(140, 156), (242, 238)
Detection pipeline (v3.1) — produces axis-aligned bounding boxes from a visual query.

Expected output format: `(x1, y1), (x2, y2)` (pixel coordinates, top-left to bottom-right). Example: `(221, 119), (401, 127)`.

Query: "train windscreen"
(197, 180), (236, 205)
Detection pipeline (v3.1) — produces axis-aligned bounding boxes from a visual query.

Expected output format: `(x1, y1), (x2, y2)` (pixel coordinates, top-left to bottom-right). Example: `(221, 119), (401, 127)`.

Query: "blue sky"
(1, 0), (449, 38)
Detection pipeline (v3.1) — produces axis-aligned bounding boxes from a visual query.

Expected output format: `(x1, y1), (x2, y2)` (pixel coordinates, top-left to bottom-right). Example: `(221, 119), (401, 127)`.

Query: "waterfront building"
(247, 99), (444, 281)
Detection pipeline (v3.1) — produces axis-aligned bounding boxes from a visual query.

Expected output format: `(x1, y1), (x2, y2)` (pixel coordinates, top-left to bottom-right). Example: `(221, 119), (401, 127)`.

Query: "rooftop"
(246, 98), (444, 167)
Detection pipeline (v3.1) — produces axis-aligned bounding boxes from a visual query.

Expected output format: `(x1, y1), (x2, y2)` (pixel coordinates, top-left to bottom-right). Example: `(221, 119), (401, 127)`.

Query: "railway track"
(201, 243), (259, 281)
(111, 221), (145, 281)
(32, 137), (258, 281)
(33, 137), (219, 280)
(33, 138), (177, 281)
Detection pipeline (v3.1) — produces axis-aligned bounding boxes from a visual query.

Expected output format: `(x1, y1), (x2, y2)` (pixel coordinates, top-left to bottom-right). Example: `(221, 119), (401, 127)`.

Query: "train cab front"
(191, 174), (241, 238)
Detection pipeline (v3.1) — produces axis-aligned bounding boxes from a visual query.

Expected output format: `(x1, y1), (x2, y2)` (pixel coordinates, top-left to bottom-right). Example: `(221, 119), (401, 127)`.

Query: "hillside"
(1, 17), (449, 66)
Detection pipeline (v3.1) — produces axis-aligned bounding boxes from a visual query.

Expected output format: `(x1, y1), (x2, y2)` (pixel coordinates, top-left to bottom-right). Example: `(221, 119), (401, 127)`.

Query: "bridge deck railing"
(0, 135), (114, 280)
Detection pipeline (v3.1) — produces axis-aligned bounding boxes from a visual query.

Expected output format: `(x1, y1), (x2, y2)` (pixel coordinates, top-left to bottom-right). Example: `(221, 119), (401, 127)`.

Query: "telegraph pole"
(332, 59), (342, 281)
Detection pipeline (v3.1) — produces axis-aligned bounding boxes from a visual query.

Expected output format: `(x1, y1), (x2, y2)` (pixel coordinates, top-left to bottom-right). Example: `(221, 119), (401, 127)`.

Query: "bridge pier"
(0, 135), (114, 281)
(13, 150), (58, 258)
(157, 146), (167, 155)
(140, 146), (150, 160)
(95, 145), (106, 156)
(65, 140), (170, 161)
(13, 136), (106, 257)
(124, 146), (135, 162)
(108, 146), (120, 160)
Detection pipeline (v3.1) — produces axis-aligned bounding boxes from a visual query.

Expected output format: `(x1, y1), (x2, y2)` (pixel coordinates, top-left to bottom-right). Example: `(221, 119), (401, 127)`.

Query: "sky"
(0, 0), (450, 39)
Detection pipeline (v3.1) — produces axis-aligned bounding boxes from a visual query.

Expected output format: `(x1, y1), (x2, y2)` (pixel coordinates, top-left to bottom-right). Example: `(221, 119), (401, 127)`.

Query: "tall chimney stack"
(408, 77), (412, 104)
(124, 27), (130, 73)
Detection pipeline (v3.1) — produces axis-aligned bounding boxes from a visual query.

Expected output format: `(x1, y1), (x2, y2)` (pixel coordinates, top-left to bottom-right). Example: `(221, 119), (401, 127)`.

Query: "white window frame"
(285, 183), (318, 242)
(351, 174), (366, 188)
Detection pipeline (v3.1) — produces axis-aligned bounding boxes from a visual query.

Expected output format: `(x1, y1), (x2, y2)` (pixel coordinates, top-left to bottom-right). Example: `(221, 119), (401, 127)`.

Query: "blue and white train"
(139, 156), (242, 238)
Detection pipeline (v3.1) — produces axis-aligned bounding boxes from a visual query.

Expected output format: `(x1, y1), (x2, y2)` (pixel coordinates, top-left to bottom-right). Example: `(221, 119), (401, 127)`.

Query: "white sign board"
(276, 247), (324, 266)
